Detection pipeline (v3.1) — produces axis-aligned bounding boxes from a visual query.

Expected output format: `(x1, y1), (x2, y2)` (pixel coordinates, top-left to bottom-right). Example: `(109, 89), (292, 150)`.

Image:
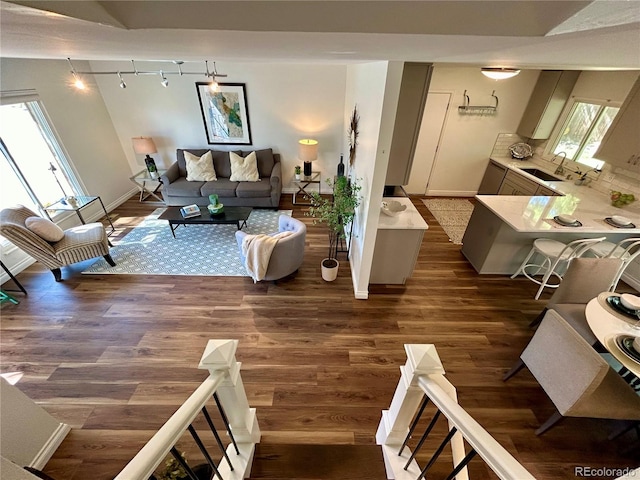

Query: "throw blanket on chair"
(242, 231), (293, 282)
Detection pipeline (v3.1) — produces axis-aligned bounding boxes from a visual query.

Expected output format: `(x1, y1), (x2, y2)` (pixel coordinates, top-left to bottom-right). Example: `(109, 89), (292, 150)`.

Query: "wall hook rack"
(458, 90), (499, 115)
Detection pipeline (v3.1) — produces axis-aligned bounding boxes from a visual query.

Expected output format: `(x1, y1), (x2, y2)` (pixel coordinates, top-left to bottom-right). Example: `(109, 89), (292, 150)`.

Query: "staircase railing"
(376, 344), (535, 480)
(115, 339), (260, 480)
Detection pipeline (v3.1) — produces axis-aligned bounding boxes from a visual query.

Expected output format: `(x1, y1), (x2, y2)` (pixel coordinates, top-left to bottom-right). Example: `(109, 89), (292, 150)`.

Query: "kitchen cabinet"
(385, 62), (433, 185)
(594, 74), (640, 168)
(535, 185), (557, 196)
(517, 70), (580, 140)
(370, 197), (428, 285)
(478, 160), (507, 194)
(498, 170), (539, 195)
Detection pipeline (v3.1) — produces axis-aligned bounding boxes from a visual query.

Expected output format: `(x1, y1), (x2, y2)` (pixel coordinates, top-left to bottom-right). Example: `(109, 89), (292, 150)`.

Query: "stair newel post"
(198, 339), (261, 477)
(376, 344), (445, 478)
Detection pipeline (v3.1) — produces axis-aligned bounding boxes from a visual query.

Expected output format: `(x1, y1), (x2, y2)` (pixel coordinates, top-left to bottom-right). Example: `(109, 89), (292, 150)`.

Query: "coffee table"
(159, 206), (253, 238)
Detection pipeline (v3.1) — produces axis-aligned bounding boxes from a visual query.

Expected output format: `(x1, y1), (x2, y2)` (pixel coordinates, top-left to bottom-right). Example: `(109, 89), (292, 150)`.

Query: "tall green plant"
(307, 176), (361, 260)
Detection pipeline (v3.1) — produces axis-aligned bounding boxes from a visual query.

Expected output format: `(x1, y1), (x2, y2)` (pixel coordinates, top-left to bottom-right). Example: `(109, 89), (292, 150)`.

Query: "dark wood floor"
(1, 194), (638, 480)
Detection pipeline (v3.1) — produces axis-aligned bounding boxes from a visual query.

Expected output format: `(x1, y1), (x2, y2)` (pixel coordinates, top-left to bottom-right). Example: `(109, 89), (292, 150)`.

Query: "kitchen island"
(462, 161), (640, 274)
(370, 197), (429, 284)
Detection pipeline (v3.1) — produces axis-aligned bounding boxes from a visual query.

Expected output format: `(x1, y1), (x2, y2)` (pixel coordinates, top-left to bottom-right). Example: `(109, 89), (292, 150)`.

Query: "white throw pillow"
(229, 151), (259, 182)
(185, 151), (217, 181)
(25, 216), (65, 242)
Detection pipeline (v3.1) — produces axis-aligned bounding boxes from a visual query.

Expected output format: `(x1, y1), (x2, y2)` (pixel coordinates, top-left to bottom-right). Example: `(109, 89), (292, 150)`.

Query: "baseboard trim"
(28, 423), (71, 470)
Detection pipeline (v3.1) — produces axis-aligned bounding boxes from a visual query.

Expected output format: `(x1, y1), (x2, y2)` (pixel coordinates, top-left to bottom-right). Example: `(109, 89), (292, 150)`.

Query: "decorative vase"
(337, 154), (345, 177)
(295, 173), (301, 181)
(321, 258), (339, 282)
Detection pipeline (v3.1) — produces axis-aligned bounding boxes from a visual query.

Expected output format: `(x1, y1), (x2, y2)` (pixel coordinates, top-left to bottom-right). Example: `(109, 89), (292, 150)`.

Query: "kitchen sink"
(520, 168), (564, 182)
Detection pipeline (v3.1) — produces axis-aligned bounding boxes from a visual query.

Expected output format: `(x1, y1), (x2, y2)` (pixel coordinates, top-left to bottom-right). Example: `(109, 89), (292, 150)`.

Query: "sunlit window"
(0, 101), (82, 216)
(551, 101), (619, 170)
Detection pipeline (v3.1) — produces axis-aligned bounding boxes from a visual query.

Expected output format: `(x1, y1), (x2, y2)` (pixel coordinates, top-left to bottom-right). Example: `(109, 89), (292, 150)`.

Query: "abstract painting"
(196, 82), (252, 145)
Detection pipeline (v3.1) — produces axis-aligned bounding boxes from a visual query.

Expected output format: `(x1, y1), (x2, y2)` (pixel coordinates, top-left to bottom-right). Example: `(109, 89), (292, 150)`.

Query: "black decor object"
(337, 154), (345, 177)
(304, 161), (312, 176)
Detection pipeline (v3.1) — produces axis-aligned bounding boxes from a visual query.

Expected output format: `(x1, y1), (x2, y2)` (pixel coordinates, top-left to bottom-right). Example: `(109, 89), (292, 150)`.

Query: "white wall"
(345, 61), (404, 299)
(417, 66), (541, 196)
(91, 61), (347, 194)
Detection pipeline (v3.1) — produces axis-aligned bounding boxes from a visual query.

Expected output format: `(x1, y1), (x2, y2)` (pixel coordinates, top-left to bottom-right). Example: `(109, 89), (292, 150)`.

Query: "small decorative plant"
(295, 165), (301, 175)
(610, 190), (635, 208)
(306, 176), (361, 274)
(156, 452), (188, 480)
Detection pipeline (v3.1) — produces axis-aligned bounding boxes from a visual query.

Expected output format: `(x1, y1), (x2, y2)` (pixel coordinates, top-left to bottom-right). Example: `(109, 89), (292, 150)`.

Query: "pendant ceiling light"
(481, 67), (521, 80)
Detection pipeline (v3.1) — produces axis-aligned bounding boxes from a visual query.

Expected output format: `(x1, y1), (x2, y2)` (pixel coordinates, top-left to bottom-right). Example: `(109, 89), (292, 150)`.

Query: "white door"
(405, 92), (450, 195)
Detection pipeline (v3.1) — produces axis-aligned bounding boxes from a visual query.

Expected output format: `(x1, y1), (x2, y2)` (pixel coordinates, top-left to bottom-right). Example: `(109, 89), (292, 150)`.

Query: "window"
(551, 100), (619, 170)
(0, 99), (82, 216)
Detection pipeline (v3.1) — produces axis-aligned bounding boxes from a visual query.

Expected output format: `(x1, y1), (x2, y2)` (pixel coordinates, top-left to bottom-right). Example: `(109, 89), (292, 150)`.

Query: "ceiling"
(1, 0), (640, 70)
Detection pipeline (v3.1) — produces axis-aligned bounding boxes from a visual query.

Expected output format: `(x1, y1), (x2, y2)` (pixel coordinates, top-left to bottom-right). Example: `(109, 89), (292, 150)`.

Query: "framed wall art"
(196, 82), (252, 145)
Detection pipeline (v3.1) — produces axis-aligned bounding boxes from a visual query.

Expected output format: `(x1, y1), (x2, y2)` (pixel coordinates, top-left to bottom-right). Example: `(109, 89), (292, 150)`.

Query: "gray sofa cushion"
(201, 179), (238, 197)
(236, 178), (272, 198)
(241, 148), (275, 177)
(164, 177), (205, 197)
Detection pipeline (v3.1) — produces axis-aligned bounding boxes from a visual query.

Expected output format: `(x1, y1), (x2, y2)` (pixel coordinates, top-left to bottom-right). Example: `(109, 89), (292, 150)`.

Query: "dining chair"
(588, 237), (640, 291)
(528, 257), (624, 346)
(511, 237), (607, 299)
(503, 309), (640, 435)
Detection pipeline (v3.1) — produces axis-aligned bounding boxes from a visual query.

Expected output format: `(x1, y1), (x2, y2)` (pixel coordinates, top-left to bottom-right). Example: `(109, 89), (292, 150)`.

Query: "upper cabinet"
(385, 62), (433, 185)
(594, 75), (640, 168)
(517, 70), (580, 140)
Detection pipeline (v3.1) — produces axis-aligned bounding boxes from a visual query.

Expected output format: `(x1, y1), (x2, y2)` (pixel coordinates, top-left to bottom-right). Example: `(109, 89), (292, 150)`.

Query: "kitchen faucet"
(552, 152), (568, 175)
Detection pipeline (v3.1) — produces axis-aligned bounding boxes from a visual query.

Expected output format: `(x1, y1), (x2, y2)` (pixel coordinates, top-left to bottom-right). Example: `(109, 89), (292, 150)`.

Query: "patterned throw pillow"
(185, 151), (217, 181)
(25, 216), (65, 242)
(229, 151), (259, 182)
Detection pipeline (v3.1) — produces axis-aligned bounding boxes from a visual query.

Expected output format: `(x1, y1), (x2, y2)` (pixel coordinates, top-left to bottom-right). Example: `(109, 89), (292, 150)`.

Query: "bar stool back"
(511, 237), (606, 299)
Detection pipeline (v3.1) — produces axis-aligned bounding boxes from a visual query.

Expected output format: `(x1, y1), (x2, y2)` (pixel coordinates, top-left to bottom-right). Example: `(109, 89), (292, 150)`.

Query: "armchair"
(0, 205), (115, 282)
(235, 215), (306, 282)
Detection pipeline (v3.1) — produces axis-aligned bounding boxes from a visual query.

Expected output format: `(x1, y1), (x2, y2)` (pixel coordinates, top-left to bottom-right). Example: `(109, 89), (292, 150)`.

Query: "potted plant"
(294, 165), (302, 180)
(307, 176), (361, 281)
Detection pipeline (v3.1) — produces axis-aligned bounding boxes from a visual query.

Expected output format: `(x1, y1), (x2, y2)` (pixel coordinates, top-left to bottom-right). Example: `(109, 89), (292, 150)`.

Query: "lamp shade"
(132, 137), (158, 155)
(298, 139), (318, 162)
(481, 68), (520, 80)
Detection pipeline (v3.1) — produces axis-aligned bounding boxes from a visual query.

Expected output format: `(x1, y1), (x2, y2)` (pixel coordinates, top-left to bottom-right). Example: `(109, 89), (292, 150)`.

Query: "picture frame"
(196, 82), (252, 145)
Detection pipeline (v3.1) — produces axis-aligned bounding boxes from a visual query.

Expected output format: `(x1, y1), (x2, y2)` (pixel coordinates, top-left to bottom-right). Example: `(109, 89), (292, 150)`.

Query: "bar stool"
(511, 237), (606, 299)
(589, 237), (640, 291)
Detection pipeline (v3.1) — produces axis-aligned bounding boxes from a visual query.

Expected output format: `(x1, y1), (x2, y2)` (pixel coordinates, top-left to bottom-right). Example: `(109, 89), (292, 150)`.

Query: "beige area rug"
(422, 198), (474, 245)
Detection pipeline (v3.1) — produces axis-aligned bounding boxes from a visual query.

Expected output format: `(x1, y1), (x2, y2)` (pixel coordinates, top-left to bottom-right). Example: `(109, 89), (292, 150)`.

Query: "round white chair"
(589, 237), (640, 291)
(511, 237), (606, 299)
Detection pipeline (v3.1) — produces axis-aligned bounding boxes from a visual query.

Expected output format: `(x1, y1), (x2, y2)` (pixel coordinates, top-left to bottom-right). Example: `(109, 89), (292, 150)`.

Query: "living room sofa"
(160, 148), (282, 208)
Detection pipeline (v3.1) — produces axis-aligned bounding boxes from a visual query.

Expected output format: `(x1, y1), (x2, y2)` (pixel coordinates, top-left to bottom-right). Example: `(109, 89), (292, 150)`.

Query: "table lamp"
(298, 139), (318, 177)
(132, 137), (159, 178)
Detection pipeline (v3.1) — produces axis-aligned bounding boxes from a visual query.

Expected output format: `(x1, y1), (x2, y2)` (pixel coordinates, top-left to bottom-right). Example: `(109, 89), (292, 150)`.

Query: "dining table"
(585, 292), (640, 377)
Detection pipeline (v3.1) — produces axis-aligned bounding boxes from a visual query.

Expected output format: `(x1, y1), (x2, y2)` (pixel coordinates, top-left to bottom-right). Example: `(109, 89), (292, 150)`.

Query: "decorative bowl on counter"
(381, 200), (407, 217)
(610, 191), (635, 208)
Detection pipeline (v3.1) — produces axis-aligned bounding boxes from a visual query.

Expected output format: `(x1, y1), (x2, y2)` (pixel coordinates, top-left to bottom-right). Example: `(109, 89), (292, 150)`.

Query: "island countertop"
(477, 157), (640, 234)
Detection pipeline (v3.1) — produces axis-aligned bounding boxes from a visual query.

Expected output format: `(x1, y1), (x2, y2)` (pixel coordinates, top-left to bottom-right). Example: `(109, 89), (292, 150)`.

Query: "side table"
(45, 195), (116, 236)
(130, 169), (166, 203)
(1, 260), (27, 305)
(293, 172), (321, 205)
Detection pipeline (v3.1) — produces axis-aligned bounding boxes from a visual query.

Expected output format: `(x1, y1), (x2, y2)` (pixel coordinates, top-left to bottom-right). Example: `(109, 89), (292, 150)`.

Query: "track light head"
(160, 71), (169, 87)
(118, 72), (126, 89)
(209, 77), (219, 92)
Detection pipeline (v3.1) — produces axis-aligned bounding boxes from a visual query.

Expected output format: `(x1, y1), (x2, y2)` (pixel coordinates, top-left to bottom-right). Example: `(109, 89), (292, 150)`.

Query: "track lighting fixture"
(481, 67), (521, 80)
(66, 59), (228, 91)
(67, 58), (86, 90)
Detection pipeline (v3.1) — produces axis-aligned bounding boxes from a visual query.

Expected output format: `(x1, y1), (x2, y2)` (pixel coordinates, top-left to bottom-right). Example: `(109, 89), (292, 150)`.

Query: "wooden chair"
(0, 205), (115, 282)
(504, 309), (640, 435)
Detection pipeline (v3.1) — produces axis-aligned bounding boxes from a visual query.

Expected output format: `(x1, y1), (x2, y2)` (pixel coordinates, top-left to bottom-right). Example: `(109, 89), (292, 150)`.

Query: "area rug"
(421, 198), (474, 245)
(82, 208), (292, 276)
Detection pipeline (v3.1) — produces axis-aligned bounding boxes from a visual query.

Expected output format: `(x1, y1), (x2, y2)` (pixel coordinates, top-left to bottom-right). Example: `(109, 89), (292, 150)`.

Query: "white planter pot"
(295, 174), (301, 180)
(321, 258), (339, 282)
